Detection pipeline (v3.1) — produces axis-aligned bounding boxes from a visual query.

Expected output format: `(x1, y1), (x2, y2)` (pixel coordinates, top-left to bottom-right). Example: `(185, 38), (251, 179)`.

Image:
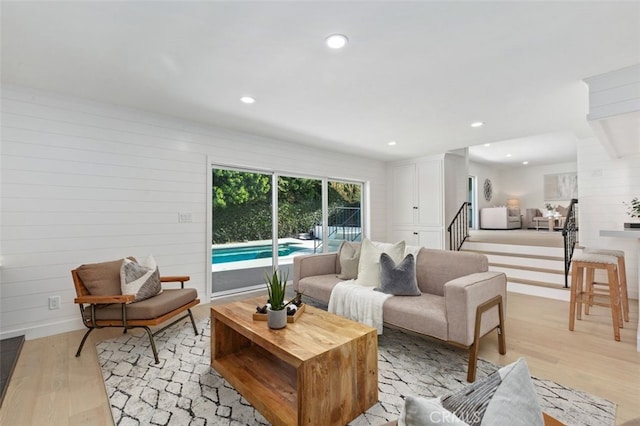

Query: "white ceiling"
(2, 1), (639, 162)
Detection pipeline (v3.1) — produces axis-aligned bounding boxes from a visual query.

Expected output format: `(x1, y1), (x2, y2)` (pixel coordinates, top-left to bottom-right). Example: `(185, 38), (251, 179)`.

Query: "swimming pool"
(212, 243), (314, 264)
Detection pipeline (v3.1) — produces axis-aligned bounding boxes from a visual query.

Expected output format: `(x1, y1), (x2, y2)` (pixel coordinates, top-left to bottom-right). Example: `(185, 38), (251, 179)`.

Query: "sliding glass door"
(211, 167), (364, 295)
(212, 168), (274, 294)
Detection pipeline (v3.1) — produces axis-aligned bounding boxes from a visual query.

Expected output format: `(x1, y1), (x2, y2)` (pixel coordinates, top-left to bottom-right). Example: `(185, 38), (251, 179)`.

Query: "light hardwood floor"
(1, 292), (638, 425)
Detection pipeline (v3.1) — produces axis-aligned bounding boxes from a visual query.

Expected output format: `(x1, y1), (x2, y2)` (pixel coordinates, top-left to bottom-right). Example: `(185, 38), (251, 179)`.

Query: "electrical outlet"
(178, 212), (193, 223)
(48, 295), (61, 310)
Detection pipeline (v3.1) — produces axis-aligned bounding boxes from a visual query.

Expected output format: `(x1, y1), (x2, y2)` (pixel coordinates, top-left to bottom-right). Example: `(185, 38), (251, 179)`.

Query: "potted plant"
(264, 268), (289, 329)
(623, 197), (640, 228)
(545, 203), (555, 217)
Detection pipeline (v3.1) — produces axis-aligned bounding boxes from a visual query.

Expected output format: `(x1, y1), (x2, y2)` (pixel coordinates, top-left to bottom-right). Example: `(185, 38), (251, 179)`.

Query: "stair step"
(489, 262), (565, 275)
(489, 265), (566, 285)
(507, 277), (568, 289)
(463, 249), (563, 261)
(462, 232), (576, 297)
(462, 241), (564, 257)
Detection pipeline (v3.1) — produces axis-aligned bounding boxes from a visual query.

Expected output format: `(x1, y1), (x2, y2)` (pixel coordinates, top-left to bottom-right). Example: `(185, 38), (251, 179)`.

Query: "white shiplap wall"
(0, 85), (388, 340)
(577, 136), (640, 300)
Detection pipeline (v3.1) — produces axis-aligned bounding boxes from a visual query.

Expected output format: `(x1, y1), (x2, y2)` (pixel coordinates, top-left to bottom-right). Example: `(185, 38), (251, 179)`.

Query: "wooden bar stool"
(583, 247), (629, 323)
(569, 253), (622, 341)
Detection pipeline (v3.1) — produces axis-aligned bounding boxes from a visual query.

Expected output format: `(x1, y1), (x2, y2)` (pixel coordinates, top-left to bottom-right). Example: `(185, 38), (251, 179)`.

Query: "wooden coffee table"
(210, 296), (378, 426)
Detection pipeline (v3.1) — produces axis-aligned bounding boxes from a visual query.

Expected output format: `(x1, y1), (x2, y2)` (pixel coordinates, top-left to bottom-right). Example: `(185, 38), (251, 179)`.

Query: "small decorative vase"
(267, 308), (287, 329)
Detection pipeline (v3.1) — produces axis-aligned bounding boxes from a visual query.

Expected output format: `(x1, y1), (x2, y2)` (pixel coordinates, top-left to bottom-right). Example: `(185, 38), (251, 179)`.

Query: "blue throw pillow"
(374, 253), (421, 296)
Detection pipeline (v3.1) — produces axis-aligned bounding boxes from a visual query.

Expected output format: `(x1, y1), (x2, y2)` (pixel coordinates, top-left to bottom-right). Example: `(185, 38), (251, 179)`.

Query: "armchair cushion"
(120, 256), (162, 302)
(375, 253), (420, 296)
(82, 288), (198, 321)
(76, 259), (125, 297)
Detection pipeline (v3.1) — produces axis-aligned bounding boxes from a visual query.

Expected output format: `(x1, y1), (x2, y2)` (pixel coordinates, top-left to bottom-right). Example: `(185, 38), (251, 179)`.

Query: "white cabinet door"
(390, 228), (443, 249)
(416, 230), (444, 249)
(391, 163), (417, 227)
(390, 228), (420, 246)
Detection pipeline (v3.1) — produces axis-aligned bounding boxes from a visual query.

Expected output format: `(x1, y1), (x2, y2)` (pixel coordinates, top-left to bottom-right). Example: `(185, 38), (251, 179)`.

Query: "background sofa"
(293, 243), (507, 382)
(480, 207), (521, 229)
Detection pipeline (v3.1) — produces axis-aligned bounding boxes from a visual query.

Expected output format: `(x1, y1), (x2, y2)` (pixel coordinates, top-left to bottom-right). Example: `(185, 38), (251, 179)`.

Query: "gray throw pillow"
(337, 241), (361, 280)
(374, 253), (421, 296)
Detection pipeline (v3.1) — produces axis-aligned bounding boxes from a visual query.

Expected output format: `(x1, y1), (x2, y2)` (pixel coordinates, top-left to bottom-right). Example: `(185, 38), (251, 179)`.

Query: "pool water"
(212, 243), (313, 264)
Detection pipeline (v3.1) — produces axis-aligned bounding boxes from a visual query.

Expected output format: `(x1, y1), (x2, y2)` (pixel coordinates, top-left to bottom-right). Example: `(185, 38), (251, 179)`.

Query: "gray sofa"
(293, 244), (507, 382)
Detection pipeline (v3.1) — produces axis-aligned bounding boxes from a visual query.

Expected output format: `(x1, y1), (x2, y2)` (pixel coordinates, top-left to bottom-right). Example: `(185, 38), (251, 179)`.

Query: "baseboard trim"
(0, 318), (85, 341)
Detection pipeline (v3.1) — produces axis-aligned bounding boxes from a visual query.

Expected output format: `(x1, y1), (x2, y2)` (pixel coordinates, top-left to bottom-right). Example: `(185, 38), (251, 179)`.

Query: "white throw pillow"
(355, 238), (405, 287)
(120, 255), (162, 302)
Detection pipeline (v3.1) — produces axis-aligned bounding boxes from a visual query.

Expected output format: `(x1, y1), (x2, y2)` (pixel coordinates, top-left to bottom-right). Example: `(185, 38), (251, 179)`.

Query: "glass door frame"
(207, 159), (368, 299)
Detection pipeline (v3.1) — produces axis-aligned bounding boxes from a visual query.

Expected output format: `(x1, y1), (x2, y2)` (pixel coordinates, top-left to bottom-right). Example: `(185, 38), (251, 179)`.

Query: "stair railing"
(561, 198), (579, 288)
(447, 202), (470, 251)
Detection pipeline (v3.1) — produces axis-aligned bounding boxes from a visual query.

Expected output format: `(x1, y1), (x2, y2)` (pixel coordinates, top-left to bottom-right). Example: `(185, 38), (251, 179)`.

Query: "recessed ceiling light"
(326, 34), (348, 49)
(484, 143), (490, 147)
(388, 141), (397, 146)
(523, 161), (529, 165)
(506, 154), (512, 157)
(471, 121), (484, 128)
(240, 96), (255, 104)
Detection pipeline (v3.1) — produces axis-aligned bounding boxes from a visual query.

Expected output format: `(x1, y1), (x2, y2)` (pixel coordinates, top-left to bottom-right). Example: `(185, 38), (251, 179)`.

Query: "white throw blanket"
(328, 280), (391, 334)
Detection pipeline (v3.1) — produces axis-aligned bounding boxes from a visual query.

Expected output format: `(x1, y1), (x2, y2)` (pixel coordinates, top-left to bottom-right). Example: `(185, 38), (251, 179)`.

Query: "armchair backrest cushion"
(76, 259), (125, 296)
(416, 249), (488, 296)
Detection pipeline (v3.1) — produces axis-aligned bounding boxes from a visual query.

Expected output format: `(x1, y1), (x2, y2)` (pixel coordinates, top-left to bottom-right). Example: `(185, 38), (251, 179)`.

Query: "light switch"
(178, 212), (193, 223)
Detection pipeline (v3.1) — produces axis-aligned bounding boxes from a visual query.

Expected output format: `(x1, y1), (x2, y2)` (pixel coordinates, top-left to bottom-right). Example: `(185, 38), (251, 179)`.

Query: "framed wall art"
(544, 173), (577, 200)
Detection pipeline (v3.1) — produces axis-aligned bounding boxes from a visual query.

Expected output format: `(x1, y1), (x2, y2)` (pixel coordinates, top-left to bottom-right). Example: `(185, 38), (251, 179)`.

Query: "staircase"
(461, 238), (577, 300)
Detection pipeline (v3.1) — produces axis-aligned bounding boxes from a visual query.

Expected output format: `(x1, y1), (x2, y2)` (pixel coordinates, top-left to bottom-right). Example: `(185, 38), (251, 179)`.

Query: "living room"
(1, 2), (639, 425)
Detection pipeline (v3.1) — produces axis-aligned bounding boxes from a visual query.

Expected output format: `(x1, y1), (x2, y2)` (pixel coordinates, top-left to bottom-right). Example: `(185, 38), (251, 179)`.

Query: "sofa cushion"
(120, 255), (162, 302)
(356, 238), (405, 287)
(297, 274), (343, 303)
(83, 288), (198, 321)
(337, 241), (361, 280)
(415, 249), (488, 296)
(76, 259), (125, 297)
(375, 253), (420, 296)
(383, 293), (448, 341)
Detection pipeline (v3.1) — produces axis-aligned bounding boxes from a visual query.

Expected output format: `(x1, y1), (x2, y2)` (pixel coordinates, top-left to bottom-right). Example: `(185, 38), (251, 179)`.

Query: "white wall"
(0, 85), (388, 340)
(577, 136), (640, 300)
(468, 161), (503, 210)
(499, 162), (577, 212)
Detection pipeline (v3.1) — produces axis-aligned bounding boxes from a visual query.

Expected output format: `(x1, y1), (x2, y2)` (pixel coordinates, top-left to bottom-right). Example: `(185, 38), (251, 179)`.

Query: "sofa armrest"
(444, 271), (507, 346)
(293, 253), (338, 291)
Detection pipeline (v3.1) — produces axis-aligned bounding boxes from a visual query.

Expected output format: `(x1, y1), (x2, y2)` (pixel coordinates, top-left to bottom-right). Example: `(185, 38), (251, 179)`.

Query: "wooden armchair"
(72, 258), (200, 364)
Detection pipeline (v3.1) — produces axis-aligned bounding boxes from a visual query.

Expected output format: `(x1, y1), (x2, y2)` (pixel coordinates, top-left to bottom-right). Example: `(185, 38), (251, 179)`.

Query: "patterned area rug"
(97, 317), (616, 426)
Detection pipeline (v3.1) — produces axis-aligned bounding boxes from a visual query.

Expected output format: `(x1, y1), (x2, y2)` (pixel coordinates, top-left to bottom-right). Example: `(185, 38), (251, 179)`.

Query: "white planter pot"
(267, 308), (287, 329)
